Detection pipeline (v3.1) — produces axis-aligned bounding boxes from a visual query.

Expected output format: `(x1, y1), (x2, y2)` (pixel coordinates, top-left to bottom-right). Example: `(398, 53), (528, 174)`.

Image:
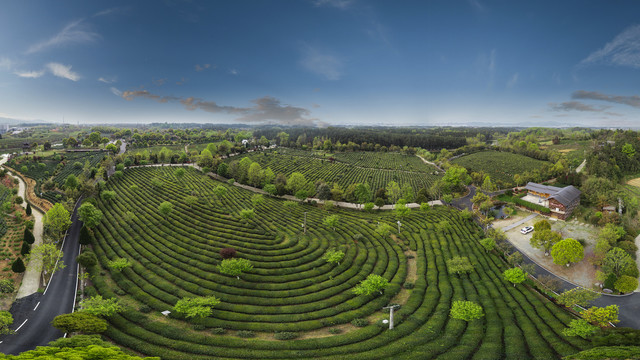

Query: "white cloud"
(46, 63), (80, 81)
(313, 0), (355, 9)
(14, 70), (45, 78)
(229, 68), (238, 75)
(110, 87), (122, 96)
(506, 73), (519, 88)
(300, 45), (343, 80)
(98, 76), (116, 83)
(27, 19), (99, 54)
(580, 25), (640, 68)
(468, 0), (485, 12)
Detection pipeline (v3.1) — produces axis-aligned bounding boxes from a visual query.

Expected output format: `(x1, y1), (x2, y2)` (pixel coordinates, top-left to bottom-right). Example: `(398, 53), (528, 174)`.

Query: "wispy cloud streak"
(27, 19), (99, 54)
(580, 25), (640, 68)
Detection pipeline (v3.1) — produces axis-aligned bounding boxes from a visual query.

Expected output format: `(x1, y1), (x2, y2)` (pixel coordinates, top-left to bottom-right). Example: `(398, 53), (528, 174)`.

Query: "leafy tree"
(316, 182), (331, 200)
(251, 194), (265, 207)
(184, 195), (198, 208)
(530, 230), (562, 256)
(217, 162), (229, 177)
(0, 311), (13, 335)
(108, 258), (132, 272)
(440, 165), (470, 193)
(286, 172), (308, 195)
(52, 312), (108, 334)
(65, 174), (79, 190)
(78, 203), (103, 229)
(622, 143), (636, 159)
(28, 243), (65, 285)
(20, 242), (31, 256)
(213, 185), (227, 201)
(322, 249), (345, 265)
(481, 175), (496, 192)
(77, 251), (98, 269)
(394, 200), (411, 219)
(471, 192), (490, 208)
(503, 267), (527, 287)
(354, 183), (372, 205)
(239, 209), (255, 221)
(323, 214), (340, 231)
(79, 226), (92, 245)
(11, 257), (25, 273)
(263, 184), (277, 196)
(599, 224), (624, 246)
(602, 248), (635, 277)
(79, 295), (123, 317)
(581, 305), (620, 327)
(551, 238), (584, 266)
(374, 223), (393, 239)
(247, 162), (264, 187)
(0, 279), (14, 294)
(385, 181), (401, 203)
(446, 256), (474, 276)
(174, 167), (185, 179)
(562, 319), (599, 339)
(480, 237), (495, 252)
(158, 201), (174, 219)
(218, 258), (253, 279)
(419, 202), (430, 214)
(450, 300), (484, 321)
(556, 288), (601, 307)
(44, 203), (72, 240)
(363, 202), (375, 212)
(197, 148), (214, 168)
(533, 219), (551, 232)
(23, 228), (35, 244)
(174, 296), (221, 319)
(25, 202), (32, 216)
(353, 274), (389, 296)
(294, 189), (308, 201)
(614, 275), (638, 293)
(5, 344), (159, 358)
(100, 190), (116, 202)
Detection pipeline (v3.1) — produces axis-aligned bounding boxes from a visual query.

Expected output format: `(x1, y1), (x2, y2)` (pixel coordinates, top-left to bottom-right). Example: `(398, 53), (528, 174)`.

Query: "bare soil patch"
(627, 178), (640, 187)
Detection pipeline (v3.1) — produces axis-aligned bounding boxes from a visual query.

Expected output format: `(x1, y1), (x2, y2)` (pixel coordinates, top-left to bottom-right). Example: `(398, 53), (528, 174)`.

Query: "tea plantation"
(88, 166), (587, 359)
(225, 149), (440, 196)
(451, 151), (549, 186)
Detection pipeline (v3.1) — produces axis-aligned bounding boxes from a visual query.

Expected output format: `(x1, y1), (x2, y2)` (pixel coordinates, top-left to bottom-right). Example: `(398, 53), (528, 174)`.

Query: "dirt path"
(575, 159), (587, 174)
(0, 155), (45, 298)
(416, 155), (444, 172)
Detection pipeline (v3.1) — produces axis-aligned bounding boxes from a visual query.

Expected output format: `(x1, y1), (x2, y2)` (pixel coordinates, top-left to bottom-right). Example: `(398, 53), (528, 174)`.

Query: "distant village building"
(523, 182), (581, 220)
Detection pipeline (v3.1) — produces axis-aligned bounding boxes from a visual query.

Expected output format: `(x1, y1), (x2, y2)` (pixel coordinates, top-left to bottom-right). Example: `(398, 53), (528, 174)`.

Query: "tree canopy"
(353, 274), (388, 296)
(551, 238), (584, 266)
(174, 296), (221, 319)
(450, 300), (484, 321)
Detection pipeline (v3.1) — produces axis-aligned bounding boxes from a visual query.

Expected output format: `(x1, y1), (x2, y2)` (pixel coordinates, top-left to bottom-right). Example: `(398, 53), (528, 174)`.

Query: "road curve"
(0, 199), (83, 355)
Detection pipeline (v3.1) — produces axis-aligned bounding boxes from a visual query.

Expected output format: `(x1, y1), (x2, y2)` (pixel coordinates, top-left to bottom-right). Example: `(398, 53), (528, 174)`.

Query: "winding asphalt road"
(0, 199), (83, 354)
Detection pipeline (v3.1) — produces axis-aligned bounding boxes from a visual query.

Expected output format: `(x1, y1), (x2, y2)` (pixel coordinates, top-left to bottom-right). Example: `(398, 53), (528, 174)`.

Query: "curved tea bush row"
(451, 150), (549, 187)
(89, 166), (587, 359)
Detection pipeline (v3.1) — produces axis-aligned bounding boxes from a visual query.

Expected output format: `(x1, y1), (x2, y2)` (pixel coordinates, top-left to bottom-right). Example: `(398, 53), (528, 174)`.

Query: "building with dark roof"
(523, 182), (581, 220)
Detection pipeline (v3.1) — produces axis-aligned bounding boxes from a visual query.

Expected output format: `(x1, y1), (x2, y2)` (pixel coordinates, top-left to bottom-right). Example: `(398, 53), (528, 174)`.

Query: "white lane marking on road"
(34, 301), (40, 311)
(15, 319), (28, 332)
(71, 263), (79, 313)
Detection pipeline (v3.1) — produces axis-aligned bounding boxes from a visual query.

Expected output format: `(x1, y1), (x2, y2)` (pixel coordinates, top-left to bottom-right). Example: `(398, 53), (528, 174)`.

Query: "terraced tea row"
(225, 150), (440, 196)
(87, 166), (586, 359)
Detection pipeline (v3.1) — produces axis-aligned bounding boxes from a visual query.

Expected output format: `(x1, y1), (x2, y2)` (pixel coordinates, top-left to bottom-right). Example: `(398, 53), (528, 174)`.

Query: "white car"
(520, 226), (534, 235)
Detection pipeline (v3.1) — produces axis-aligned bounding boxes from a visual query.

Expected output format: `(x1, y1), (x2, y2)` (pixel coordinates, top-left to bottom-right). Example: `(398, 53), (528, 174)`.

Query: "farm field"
(6, 151), (105, 203)
(88, 166), (587, 359)
(451, 151), (549, 187)
(226, 149), (441, 195)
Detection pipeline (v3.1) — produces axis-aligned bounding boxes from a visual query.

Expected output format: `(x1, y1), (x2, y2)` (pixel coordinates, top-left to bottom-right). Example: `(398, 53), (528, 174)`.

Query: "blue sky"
(2, 0), (640, 127)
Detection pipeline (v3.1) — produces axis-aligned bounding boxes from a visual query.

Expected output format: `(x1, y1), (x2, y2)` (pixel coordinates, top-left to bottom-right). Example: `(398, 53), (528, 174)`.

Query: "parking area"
(493, 212), (599, 289)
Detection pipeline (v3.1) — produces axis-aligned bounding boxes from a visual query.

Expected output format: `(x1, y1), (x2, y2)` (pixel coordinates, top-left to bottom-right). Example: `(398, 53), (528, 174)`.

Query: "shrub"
(237, 330), (255, 338)
(403, 282), (415, 289)
(77, 251), (98, 268)
(193, 324), (206, 331)
(328, 328), (342, 334)
(351, 318), (369, 327)
(11, 258), (25, 273)
(211, 327), (226, 335)
(274, 331), (298, 340)
(219, 247), (237, 259)
(139, 305), (152, 313)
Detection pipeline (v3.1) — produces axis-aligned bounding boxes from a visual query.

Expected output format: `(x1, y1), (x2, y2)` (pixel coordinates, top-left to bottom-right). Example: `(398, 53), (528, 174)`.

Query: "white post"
(389, 307), (395, 330)
(397, 221), (401, 234)
(304, 212), (307, 234)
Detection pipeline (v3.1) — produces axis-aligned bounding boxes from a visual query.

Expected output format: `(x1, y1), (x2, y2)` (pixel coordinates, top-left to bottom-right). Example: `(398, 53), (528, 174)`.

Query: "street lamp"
(382, 304), (401, 330)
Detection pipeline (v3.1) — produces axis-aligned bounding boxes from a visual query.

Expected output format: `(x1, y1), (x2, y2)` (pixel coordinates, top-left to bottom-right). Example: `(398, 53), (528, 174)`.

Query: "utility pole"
(397, 220), (402, 234)
(382, 304), (401, 330)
